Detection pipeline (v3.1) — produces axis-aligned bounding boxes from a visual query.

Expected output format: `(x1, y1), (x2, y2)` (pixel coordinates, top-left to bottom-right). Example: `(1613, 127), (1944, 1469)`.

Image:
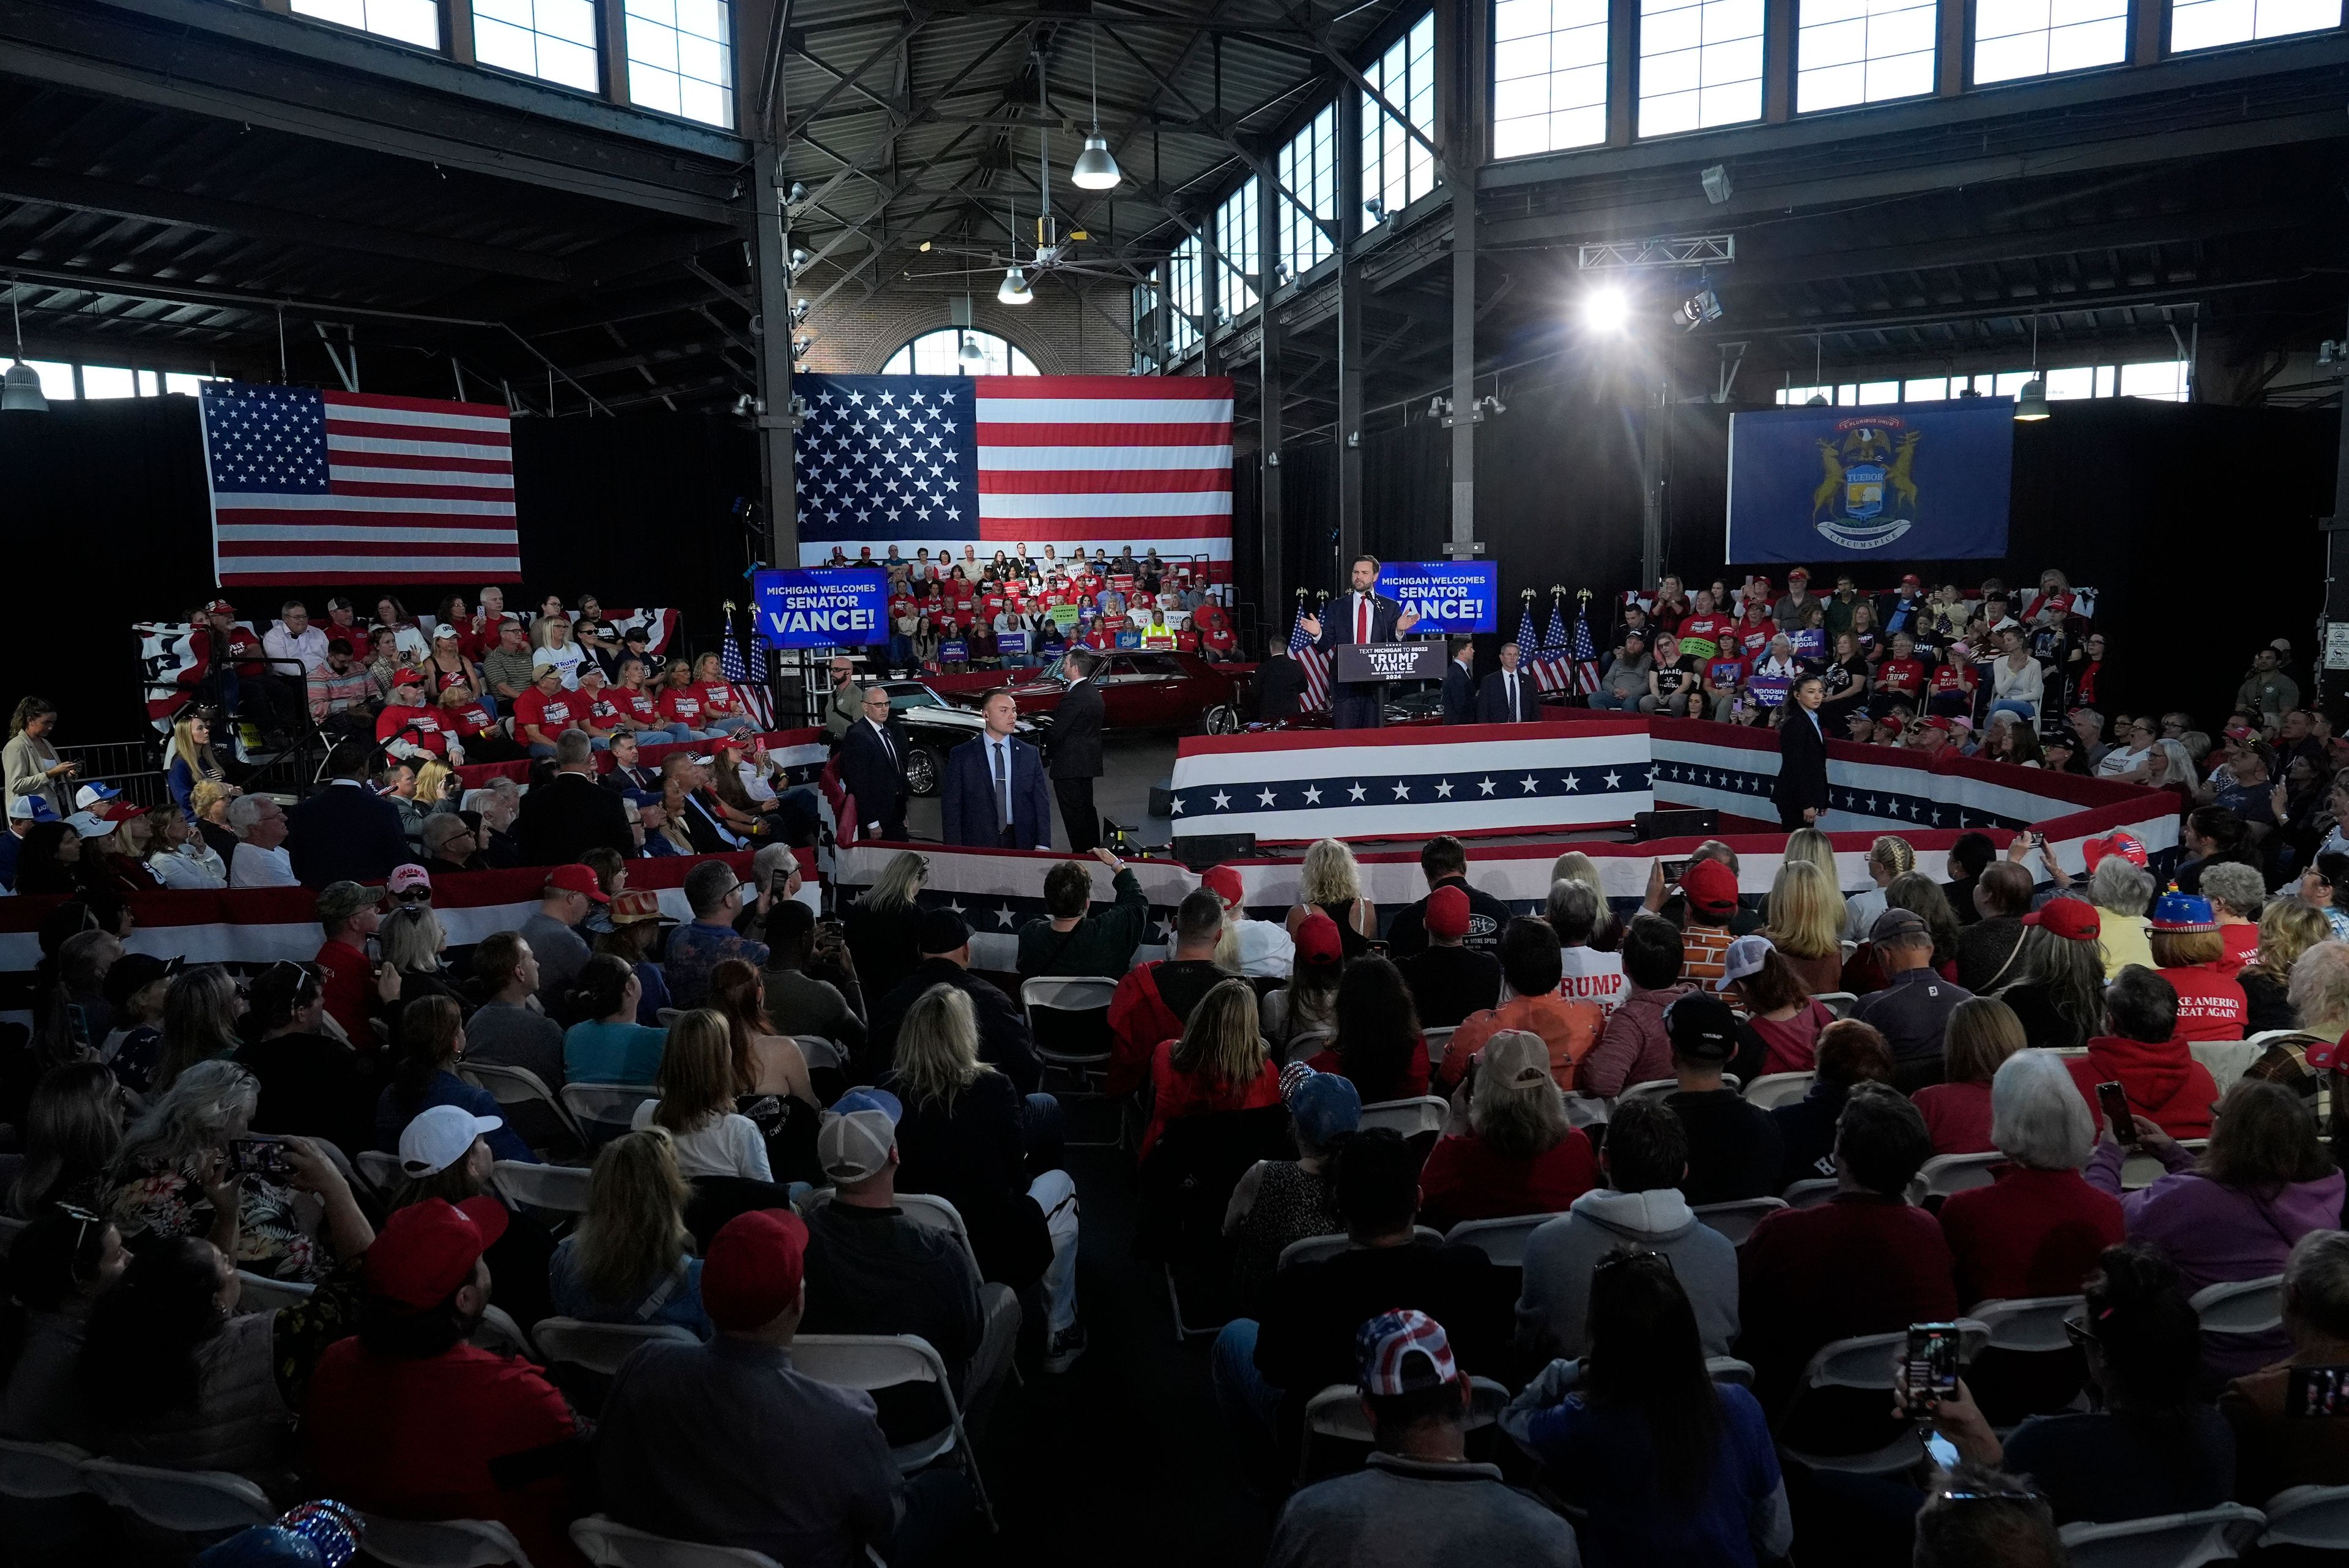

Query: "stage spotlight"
(1673, 286), (1723, 331)
(1701, 164), (1732, 205)
(1582, 286), (1630, 334)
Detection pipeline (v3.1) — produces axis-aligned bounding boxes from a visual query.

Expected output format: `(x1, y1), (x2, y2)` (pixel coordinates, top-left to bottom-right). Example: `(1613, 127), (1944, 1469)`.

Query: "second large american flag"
(790, 373), (1234, 573)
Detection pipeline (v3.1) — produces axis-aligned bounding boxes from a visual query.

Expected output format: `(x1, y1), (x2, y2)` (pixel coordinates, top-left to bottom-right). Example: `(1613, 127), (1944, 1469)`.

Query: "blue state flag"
(1726, 399), (2013, 563)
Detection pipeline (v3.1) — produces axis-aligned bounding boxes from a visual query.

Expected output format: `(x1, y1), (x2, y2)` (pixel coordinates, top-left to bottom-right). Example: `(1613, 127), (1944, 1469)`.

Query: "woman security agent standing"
(1285, 838), (1376, 960)
(5, 696), (78, 822)
(1141, 978), (1282, 1159)
(1419, 1030), (1598, 1232)
(1503, 1248), (1792, 1567)
(547, 1127), (710, 1337)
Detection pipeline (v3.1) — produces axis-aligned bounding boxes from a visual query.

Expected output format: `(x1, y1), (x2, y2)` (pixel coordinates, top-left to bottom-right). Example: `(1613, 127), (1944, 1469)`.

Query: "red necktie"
(1357, 595), (1370, 644)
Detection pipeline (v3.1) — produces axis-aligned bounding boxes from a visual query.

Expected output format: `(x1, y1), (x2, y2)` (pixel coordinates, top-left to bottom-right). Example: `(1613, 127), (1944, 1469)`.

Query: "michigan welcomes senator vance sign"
(753, 567), (886, 648)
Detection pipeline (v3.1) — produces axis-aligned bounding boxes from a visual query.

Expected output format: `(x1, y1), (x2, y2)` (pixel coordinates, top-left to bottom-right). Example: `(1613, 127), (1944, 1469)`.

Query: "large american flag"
(1529, 596), (1570, 693)
(199, 383), (519, 585)
(1288, 597), (1330, 712)
(791, 374), (1233, 577)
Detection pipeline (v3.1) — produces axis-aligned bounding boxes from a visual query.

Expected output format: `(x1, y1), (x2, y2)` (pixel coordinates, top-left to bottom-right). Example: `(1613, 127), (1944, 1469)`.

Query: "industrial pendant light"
(1071, 34), (1121, 190)
(2014, 314), (2050, 421)
(1000, 187), (1033, 305)
(2, 290), (46, 414)
(958, 292), (985, 363)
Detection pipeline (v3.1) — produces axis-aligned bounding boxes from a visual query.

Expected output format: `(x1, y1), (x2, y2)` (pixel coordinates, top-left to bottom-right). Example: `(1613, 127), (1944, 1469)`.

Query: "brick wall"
(796, 278), (1135, 376)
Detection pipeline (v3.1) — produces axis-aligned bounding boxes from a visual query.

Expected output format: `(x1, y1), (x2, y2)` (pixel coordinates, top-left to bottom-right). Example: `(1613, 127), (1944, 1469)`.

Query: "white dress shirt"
(228, 842), (298, 888)
(262, 622), (329, 675)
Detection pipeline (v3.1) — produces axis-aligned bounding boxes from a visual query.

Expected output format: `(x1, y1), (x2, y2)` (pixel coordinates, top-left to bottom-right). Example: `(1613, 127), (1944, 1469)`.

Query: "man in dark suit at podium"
(1479, 641), (1537, 724)
(1301, 555), (1421, 730)
(1441, 638), (1477, 725)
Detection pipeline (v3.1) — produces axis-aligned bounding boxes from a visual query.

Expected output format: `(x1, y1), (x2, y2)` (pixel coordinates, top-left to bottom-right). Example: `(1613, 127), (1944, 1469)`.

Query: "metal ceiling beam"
(0, 163), (573, 281)
(783, 15), (930, 139)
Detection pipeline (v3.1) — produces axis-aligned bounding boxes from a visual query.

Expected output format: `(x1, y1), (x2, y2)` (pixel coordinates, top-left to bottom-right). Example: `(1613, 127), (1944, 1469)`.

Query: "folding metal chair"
(359, 1513), (536, 1568)
(1019, 976), (1121, 1146)
(790, 1334), (998, 1531)
(1298, 1377), (1508, 1483)
(1356, 1096), (1449, 1137)
(1776, 1321), (1990, 1476)
(1691, 1197), (1788, 1246)
(1741, 1071), (1816, 1109)
(492, 1160), (594, 1216)
(559, 1083), (660, 1142)
(79, 1457), (274, 1539)
(356, 1150), (405, 1194)
(235, 1271), (316, 1314)
(532, 1318), (700, 1378)
(458, 1061), (588, 1150)
(570, 1514), (785, 1568)
(2058, 1503), (2265, 1568)
(2257, 1485), (2349, 1551)
(0, 1438), (91, 1500)
(1444, 1213), (1560, 1267)
(1278, 1227), (1445, 1270)
(1781, 1177), (1840, 1209)
(1908, 1151), (2003, 1204)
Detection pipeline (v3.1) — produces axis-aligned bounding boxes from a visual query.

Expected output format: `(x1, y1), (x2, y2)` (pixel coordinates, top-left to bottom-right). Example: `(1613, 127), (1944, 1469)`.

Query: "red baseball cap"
(1294, 910), (1343, 967)
(1680, 856), (1740, 918)
(363, 1197), (509, 1312)
(1425, 884), (1471, 941)
(702, 1208), (809, 1331)
(205, 598), (236, 615)
(544, 863), (610, 903)
(2082, 832), (2147, 871)
(391, 667), (425, 689)
(1200, 864), (1244, 909)
(2312, 1031), (2345, 1072)
(2023, 897), (2100, 942)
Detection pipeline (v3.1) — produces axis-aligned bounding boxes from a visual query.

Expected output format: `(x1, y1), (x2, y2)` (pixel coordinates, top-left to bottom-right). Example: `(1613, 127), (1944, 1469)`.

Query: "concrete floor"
(904, 730), (1181, 849)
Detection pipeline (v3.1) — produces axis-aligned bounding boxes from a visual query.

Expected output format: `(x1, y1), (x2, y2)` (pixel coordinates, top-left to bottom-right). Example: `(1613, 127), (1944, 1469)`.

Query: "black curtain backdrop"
(1244, 388), (2337, 729)
(0, 397), (760, 744)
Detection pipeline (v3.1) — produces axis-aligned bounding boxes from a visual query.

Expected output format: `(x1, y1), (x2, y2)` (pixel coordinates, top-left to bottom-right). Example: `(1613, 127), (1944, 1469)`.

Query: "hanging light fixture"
(2, 289), (46, 414)
(2014, 314), (2050, 421)
(1071, 33), (1121, 190)
(998, 264), (1032, 305)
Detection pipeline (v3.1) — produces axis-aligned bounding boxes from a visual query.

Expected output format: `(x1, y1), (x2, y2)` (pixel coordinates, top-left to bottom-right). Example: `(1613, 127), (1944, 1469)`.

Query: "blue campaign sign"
(1116, 628), (1142, 649)
(1378, 562), (1499, 633)
(1726, 399), (2014, 563)
(940, 639), (970, 662)
(998, 631), (1030, 655)
(753, 568), (886, 648)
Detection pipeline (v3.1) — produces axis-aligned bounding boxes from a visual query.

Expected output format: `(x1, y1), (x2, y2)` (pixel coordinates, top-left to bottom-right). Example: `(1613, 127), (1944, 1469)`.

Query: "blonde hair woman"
(1841, 835), (1915, 943)
(165, 712), (232, 821)
(2241, 900), (2332, 1036)
(548, 1127), (709, 1334)
(882, 983), (1082, 1358)
(1419, 1028), (1596, 1231)
(411, 757), (457, 814)
(1550, 850), (1620, 949)
(1143, 978), (1278, 1156)
(1287, 838), (1375, 959)
(636, 1010), (771, 1183)
(1763, 860), (1847, 995)
(1783, 826), (1842, 893)
(1911, 996), (2026, 1155)
(846, 849), (929, 1002)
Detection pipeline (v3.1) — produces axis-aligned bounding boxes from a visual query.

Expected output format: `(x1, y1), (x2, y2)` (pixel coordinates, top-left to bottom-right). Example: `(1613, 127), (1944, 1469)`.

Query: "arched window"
(880, 329), (1039, 376)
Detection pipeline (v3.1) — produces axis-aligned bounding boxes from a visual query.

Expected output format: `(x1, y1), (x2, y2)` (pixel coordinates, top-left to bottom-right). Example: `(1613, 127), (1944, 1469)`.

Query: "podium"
(1331, 642), (1445, 683)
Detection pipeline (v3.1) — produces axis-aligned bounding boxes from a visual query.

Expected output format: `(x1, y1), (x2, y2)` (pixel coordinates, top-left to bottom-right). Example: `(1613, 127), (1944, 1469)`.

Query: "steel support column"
(1257, 158), (1285, 620)
(1441, 0), (1483, 563)
(751, 141), (798, 569)
(1335, 86), (1364, 578)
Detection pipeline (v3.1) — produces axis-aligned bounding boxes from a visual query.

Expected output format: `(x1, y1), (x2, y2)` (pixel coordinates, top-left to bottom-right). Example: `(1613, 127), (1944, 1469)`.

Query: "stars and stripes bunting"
(1289, 598), (1330, 712)
(200, 383), (519, 584)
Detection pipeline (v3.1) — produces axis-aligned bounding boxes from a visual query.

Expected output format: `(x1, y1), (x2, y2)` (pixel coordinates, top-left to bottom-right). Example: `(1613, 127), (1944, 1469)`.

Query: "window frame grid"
(1214, 177), (1263, 323)
(471, 0), (604, 95)
(1636, 0), (1766, 138)
(1492, 0), (1612, 158)
(623, 0), (738, 128)
(1276, 104), (1340, 284)
(1793, 0), (1939, 111)
(1362, 12), (1440, 221)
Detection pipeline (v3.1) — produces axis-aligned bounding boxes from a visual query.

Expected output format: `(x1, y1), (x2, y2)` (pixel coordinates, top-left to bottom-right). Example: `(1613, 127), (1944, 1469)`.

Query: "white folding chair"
(2059, 1503), (2265, 1568)
(1357, 1097), (1449, 1138)
(1444, 1213), (1560, 1268)
(1299, 1376), (1508, 1482)
(79, 1457), (274, 1536)
(1692, 1197), (1787, 1246)
(1422, 1026), (1456, 1069)
(2191, 1274), (2284, 1337)
(1278, 1227), (1445, 1270)
(1968, 1295), (2087, 1355)
(1813, 991), (1858, 1018)
(532, 1318), (699, 1378)
(571, 1514), (784, 1568)
(1909, 1151), (2004, 1204)
(2122, 1139), (2206, 1191)
(459, 1061), (587, 1148)
(472, 1304), (534, 1359)
(1614, 1077), (1677, 1106)
(356, 1150), (405, 1194)
(560, 1083), (659, 1138)
(1282, 1028), (1335, 1066)
(492, 1161), (594, 1216)
(236, 1271), (315, 1314)
(1742, 1071), (1816, 1109)
(2257, 1485), (2349, 1550)
(360, 1513), (536, 1568)
(1019, 976), (1121, 1143)
(790, 1334), (997, 1530)
(801, 1187), (981, 1275)
(0, 1438), (91, 1499)
(1777, 1323), (1990, 1476)
(792, 1035), (842, 1073)
(1782, 1177), (1840, 1209)
(1706, 1357), (1756, 1386)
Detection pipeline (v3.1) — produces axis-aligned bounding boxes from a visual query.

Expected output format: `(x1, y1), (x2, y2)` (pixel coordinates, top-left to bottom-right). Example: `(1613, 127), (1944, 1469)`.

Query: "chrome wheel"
(906, 746), (942, 797)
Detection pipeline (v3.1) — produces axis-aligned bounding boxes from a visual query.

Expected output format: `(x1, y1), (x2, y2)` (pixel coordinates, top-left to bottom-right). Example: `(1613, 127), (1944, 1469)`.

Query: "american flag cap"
(1356, 1307), (1460, 1395)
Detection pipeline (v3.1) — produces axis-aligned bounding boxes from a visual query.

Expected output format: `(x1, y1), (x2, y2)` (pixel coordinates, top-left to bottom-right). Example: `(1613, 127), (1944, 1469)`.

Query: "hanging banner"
(752, 568), (887, 648)
(1726, 399), (2014, 563)
(1376, 562), (1501, 633)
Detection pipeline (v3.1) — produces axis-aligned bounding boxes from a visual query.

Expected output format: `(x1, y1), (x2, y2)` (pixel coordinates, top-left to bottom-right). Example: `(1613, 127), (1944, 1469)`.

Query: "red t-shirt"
(313, 936), (374, 1049)
(1419, 1127), (1599, 1232)
(2218, 922), (2259, 978)
(512, 686), (579, 740)
(448, 702), (497, 736)
(1731, 614), (1775, 658)
(2162, 962), (2249, 1042)
(579, 692), (626, 730)
(1877, 657), (1927, 696)
(615, 688), (661, 726)
(375, 703), (448, 756)
(657, 688), (705, 726)
(1929, 663), (1973, 696)
(1677, 613), (1729, 658)
(698, 682), (737, 718)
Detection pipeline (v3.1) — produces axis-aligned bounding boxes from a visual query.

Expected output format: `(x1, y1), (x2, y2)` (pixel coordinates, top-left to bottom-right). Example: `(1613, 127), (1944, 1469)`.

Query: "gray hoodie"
(1515, 1186), (1740, 1362)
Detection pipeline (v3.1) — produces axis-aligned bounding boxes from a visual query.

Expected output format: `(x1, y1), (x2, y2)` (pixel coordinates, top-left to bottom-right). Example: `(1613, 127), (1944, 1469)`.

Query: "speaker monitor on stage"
(1634, 808), (1720, 842)
(1174, 832), (1256, 871)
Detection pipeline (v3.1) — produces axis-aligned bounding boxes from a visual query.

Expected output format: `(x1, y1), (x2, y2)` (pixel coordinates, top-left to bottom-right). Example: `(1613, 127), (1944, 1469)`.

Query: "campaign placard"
(1377, 561), (1500, 633)
(752, 568), (886, 648)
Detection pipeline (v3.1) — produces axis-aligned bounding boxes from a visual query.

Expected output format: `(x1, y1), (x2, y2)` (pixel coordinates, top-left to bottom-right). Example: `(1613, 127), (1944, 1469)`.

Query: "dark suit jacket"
(1049, 678), (1105, 779)
(1478, 669), (1537, 724)
(1313, 590), (1405, 663)
(838, 718), (911, 836)
(1775, 704), (1833, 819)
(514, 771), (634, 866)
(941, 734), (1053, 849)
(865, 958), (1041, 1092)
(1255, 653), (1305, 719)
(602, 762), (659, 796)
(1441, 660), (1477, 725)
(286, 781), (411, 888)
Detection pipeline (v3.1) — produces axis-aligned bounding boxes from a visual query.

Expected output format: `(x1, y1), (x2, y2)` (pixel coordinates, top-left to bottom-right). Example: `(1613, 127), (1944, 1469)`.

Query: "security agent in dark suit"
(516, 728), (635, 865)
(1775, 672), (1833, 830)
(598, 732), (660, 796)
(1302, 554), (1421, 729)
(941, 689), (1054, 849)
(1478, 641), (1537, 724)
(1255, 645), (1305, 720)
(286, 738), (411, 888)
(1048, 647), (1107, 852)
(837, 683), (911, 841)
(1441, 637), (1477, 725)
